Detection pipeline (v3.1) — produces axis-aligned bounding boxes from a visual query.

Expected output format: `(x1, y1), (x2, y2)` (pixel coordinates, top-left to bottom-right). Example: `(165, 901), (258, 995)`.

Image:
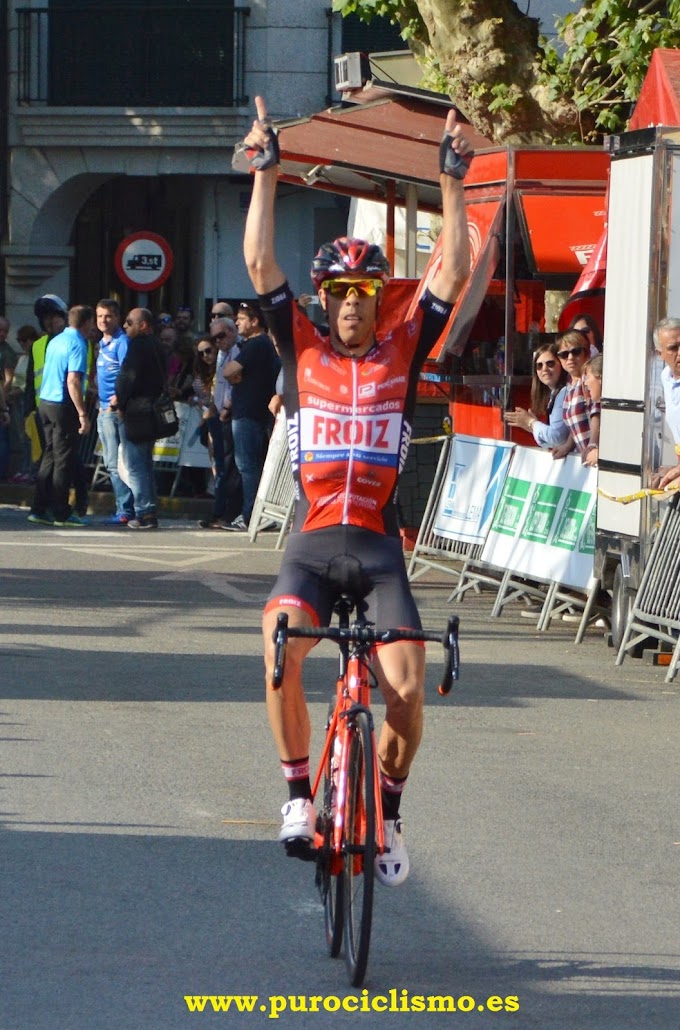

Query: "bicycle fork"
(335, 694), (385, 869)
(311, 675), (385, 872)
(329, 711), (377, 874)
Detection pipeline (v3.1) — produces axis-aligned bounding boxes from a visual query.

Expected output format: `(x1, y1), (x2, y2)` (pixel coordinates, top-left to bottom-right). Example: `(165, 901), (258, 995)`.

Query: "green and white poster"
(481, 448), (597, 589)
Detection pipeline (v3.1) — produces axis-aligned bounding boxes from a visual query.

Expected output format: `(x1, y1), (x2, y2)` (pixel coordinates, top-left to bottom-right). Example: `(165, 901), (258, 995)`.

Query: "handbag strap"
(150, 338), (168, 395)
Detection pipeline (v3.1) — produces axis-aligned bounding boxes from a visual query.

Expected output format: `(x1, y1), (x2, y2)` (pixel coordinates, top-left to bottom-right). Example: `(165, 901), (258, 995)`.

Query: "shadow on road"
(1, 824), (679, 1029)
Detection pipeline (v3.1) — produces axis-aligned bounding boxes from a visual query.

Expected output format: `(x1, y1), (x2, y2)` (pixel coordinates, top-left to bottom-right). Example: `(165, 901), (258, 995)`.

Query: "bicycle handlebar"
(272, 613), (460, 694)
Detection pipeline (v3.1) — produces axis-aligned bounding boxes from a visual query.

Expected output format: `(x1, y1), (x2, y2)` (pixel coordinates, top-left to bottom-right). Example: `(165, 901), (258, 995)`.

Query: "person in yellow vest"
(23, 296), (68, 473)
(25, 293), (96, 511)
(25, 295), (68, 415)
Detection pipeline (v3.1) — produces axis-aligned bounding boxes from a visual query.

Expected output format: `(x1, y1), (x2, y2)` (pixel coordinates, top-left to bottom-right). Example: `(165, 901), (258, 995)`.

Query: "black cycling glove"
(439, 132), (473, 179)
(246, 125), (280, 171)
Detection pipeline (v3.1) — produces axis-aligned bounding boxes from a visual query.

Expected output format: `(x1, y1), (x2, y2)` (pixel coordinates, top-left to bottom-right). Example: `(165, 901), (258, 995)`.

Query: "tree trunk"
(395, 0), (580, 144)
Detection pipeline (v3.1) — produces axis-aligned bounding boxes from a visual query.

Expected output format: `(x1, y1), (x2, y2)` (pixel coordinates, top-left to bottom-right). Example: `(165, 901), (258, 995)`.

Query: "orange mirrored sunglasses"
(322, 278), (384, 298)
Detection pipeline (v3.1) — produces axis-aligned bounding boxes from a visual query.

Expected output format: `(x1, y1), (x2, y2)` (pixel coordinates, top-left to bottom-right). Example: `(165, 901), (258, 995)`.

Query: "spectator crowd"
(4, 291), (680, 532)
(0, 296), (281, 530)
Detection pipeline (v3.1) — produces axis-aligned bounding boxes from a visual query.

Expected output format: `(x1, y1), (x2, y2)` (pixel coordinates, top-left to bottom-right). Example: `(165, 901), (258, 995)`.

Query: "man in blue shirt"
(95, 298), (134, 524)
(28, 304), (93, 527)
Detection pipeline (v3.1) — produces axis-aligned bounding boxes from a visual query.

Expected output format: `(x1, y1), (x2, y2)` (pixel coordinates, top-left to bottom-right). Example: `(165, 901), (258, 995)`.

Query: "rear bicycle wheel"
(342, 709), (376, 987)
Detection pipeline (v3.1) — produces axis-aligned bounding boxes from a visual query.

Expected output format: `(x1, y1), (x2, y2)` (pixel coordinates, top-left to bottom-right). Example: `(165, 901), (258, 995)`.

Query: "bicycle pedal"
(284, 837), (317, 862)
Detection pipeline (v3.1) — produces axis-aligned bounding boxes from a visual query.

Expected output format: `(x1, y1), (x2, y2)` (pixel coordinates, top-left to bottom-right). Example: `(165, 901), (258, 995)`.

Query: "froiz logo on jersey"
(286, 412), (301, 473)
(300, 408), (401, 467)
(398, 421), (412, 473)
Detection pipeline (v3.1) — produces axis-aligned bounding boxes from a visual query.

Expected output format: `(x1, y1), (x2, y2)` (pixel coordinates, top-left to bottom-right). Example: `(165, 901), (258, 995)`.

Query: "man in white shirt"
(653, 317), (680, 488)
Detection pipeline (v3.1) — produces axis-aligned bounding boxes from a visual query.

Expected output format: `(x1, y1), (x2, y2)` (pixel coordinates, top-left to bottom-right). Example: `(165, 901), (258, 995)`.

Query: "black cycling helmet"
(311, 237), (390, 289)
(34, 294), (68, 327)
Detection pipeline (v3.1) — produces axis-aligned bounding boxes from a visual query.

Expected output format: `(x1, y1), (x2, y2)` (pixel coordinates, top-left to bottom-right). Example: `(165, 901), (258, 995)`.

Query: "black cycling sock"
(380, 771), (408, 821)
(289, 778), (312, 802)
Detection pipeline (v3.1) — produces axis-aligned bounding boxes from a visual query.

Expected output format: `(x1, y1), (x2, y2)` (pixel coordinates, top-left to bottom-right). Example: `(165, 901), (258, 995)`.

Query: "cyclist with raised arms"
(241, 96), (473, 886)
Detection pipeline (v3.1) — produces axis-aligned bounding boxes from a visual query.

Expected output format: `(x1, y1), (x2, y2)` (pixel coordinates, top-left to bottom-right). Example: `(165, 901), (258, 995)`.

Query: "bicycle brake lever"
(272, 612), (289, 689)
(437, 615), (460, 695)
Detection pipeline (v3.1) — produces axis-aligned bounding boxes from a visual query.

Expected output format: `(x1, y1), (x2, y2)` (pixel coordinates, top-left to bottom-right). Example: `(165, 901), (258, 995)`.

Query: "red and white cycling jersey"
(262, 283), (452, 538)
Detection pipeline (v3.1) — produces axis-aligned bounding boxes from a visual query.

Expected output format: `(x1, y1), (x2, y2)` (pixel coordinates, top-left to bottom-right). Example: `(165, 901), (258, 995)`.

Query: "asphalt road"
(1, 503), (679, 1029)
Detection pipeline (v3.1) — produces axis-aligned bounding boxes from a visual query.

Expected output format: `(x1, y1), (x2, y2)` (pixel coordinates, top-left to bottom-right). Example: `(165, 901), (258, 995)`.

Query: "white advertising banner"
(481, 448), (597, 590)
(433, 434), (515, 544)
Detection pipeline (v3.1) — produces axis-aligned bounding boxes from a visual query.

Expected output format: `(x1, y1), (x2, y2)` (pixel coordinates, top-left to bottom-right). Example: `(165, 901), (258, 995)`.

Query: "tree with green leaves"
(333, 0), (680, 144)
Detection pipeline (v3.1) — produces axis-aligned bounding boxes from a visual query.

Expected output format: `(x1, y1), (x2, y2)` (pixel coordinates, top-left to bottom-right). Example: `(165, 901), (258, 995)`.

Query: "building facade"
(1, 1), (576, 327)
(2, 0), (356, 326)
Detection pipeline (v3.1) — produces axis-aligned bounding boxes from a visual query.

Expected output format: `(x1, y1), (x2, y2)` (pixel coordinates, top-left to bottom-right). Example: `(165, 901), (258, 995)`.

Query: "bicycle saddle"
(325, 554), (372, 612)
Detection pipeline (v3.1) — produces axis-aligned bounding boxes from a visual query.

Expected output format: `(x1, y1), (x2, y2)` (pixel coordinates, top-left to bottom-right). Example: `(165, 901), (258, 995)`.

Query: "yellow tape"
(411, 433), (452, 445)
(597, 484), (680, 505)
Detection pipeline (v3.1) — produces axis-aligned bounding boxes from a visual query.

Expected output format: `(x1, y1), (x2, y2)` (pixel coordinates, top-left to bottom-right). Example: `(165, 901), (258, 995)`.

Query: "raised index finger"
(255, 95), (269, 124)
(445, 109), (458, 134)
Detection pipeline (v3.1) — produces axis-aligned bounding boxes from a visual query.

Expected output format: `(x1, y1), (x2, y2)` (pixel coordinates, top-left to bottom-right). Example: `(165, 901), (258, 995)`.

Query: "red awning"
(275, 89), (494, 210)
(515, 191), (607, 275)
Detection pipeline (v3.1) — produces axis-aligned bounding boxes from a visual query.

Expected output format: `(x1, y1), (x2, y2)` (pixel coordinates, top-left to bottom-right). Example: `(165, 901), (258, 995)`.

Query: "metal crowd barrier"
(616, 494), (680, 680)
(406, 436), (491, 592)
(249, 412), (294, 549)
(80, 401), (210, 499)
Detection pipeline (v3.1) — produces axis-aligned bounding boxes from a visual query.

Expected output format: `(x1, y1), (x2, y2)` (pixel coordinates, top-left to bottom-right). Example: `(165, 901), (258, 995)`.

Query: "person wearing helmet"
(240, 96), (473, 884)
(25, 295), (69, 417)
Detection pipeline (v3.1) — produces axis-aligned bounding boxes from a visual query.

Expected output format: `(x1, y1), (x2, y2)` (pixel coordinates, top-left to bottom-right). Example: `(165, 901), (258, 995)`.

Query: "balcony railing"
(17, 4), (249, 107)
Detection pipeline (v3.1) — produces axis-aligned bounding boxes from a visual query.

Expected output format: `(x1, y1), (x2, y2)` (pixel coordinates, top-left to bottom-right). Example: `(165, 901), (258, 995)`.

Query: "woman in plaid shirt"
(550, 330), (600, 460)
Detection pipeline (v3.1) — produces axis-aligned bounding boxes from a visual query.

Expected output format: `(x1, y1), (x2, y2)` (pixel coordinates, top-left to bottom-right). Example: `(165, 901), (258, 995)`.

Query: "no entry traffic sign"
(114, 231), (174, 291)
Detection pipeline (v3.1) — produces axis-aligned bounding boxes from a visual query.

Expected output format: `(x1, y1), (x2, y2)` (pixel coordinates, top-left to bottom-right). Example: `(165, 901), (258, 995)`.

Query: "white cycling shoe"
(375, 818), (410, 886)
(278, 798), (316, 842)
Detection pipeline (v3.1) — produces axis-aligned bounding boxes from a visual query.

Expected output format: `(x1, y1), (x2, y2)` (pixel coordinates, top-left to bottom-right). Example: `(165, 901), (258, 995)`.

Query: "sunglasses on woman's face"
(198, 347), (214, 356)
(574, 326), (592, 336)
(558, 346), (585, 360)
(535, 359), (557, 370)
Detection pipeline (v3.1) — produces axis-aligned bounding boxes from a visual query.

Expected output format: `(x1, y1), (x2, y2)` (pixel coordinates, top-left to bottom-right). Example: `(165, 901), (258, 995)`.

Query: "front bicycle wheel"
(342, 709), (376, 987)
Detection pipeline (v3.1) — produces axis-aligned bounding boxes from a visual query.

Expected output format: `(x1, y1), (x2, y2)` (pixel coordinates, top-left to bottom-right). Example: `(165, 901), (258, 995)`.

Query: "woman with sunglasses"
(186, 336), (221, 494)
(504, 342), (569, 447)
(551, 329), (599, 460)
(192, 335), (217, 405)
(568, 313), (602, 355)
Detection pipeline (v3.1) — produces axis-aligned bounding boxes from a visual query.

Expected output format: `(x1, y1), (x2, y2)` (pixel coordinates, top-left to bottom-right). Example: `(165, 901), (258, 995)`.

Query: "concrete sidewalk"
(0, 478), (213, 521)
